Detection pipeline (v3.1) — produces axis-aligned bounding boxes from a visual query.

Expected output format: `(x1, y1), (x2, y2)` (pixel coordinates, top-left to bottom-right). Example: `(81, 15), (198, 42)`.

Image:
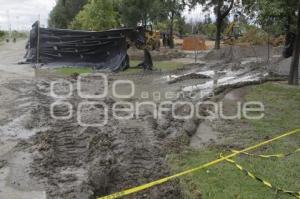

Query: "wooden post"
(288, 4), (300, 85)
(37, 20), (40, 65)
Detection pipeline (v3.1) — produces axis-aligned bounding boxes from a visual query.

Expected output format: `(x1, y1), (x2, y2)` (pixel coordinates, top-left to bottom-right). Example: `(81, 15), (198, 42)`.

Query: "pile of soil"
(182, 36), (208, 51)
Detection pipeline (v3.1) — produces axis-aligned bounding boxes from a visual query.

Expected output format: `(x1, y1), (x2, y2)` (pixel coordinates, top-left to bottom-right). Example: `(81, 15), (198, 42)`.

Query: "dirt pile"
(182, 36), (208, 51)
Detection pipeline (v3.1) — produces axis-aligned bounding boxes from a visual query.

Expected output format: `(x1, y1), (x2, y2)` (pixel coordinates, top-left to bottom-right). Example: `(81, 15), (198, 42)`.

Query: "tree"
(70, 0), (119, 31)
(176, 15), (187, 37)
(243, 0), (295, 35)
(289, 2), (300, 85)
(119, 0), (164, 27)
(189, 0), (234, 49)
(161, 0), (186, 48)
(48, 0), (87, 28)
(243, 0), (299, 85)
(214, 0), (234, 49)
(204, 14), (212, 24)
(0, 30), (5, 39)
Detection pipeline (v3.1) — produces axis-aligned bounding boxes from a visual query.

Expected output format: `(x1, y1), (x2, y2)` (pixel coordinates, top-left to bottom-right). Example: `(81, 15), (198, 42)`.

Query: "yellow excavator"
(224, 14), (241, 44)
(144, 25), (161, 51)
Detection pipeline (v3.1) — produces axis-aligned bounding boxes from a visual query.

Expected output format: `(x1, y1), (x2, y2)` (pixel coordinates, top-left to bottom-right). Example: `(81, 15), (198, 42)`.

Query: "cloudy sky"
(0, 0), (206, 31)
(0, 0), (56, 30)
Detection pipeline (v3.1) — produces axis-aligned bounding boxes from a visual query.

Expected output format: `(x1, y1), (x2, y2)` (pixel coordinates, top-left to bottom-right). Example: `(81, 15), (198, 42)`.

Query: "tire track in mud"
(0, 78), (49, 199)
(29, 80), (182, 199)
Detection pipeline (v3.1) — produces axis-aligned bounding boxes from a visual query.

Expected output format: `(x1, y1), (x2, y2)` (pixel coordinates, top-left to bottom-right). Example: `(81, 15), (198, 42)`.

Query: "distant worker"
(162, 33), (167, 48)
(232, 14), (240, 39)
(167, 34), (171, 47)
(13, 38), (16, 43)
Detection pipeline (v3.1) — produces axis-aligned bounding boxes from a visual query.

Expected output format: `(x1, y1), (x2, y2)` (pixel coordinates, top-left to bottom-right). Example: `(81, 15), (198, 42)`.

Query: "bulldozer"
(144, 25), (161, 51)
(224, 14), (241, 45)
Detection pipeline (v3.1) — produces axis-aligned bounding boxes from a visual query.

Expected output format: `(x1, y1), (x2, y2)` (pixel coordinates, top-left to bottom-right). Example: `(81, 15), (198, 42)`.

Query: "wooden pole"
(288, 5), (300, 85)
(37, 20), (40, 65)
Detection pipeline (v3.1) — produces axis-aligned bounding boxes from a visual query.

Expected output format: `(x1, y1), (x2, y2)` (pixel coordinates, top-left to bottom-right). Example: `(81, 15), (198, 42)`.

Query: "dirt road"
(0, 41), (47, 198)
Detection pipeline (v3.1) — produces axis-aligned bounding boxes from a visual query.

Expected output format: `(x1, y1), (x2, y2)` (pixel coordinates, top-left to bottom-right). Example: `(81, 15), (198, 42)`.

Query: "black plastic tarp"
(25, 21), (141, 72)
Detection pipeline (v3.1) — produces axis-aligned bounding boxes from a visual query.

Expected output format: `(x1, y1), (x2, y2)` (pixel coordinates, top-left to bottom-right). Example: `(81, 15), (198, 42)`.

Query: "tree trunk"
(215, 17), (222, 49)
(169, 11), (175, 49)
(214, 0), (234, 50)
(215, 0), (222, 50)
(285, 15), (291, 43)
(288, 5), (300, 85)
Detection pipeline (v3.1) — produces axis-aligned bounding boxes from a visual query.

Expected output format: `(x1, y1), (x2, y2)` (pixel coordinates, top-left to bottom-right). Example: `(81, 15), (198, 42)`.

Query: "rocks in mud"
(183, 119), (200, 137)
(145, 116), (158, 129)
(157, 117), (171, 130)
(88, 160), (114, 196)
(168, 73), (211, 84)
(157, 126), (180, 139)
(0, 159), (8, 169)
(58, 174), (78, 183)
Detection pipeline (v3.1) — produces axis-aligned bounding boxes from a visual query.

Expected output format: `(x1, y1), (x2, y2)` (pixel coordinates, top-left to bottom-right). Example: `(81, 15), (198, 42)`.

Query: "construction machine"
(144, 25), (161, 51)
(224, 14), (241, 44)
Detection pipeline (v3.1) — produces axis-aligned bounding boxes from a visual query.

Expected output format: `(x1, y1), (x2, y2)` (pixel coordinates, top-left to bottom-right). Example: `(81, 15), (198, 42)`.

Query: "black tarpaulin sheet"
(25, 22), (136, 72)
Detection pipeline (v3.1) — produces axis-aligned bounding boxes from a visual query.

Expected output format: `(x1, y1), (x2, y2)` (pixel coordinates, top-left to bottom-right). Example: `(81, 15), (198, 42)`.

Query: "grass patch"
(122, 60), (184, 74)
(168, 83), (300, 199)
(54, 67), (93, 76)
(54, 60), (183, 76)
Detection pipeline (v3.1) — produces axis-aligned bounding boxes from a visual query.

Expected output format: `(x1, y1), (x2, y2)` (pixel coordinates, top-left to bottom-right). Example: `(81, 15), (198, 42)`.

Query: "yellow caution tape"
(222, 156), (300, 198)
(98, 128), (300, 199)
(231, 148), (300, 159)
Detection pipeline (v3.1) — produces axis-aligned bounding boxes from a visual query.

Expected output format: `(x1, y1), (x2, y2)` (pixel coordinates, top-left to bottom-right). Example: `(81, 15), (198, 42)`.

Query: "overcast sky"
(0, 0), (56, 30)
(0, 0), (206, 31)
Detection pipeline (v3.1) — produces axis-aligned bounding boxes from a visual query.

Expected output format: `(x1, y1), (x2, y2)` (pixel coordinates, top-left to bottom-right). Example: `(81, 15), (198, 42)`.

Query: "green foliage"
(11, 31), (27, 39)
(0, 30), (5, 40)
(175, 16), (187, 36)
(48, 0), (88, 28)
(199, 23), (217, 39)
(122, 60), (185, 74)
(189, 0), (234, 16)
(119, 0), (164, 27)
(0, 30), (26, 42)
(238, 25), (268, 45)
(162, 0), (186, 20)
(70, 0), (119, 31)
(243, 0), (299, 34)
(155, 15), (189, 36)
(55, 67), (93, 76)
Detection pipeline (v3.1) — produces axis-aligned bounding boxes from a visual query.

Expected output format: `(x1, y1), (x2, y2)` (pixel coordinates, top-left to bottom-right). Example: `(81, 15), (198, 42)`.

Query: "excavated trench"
(27, 79), (183, 199)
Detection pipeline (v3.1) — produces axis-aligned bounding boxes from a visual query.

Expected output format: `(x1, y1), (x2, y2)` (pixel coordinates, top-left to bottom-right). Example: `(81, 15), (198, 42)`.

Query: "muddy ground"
(0, 40), (291, 199)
